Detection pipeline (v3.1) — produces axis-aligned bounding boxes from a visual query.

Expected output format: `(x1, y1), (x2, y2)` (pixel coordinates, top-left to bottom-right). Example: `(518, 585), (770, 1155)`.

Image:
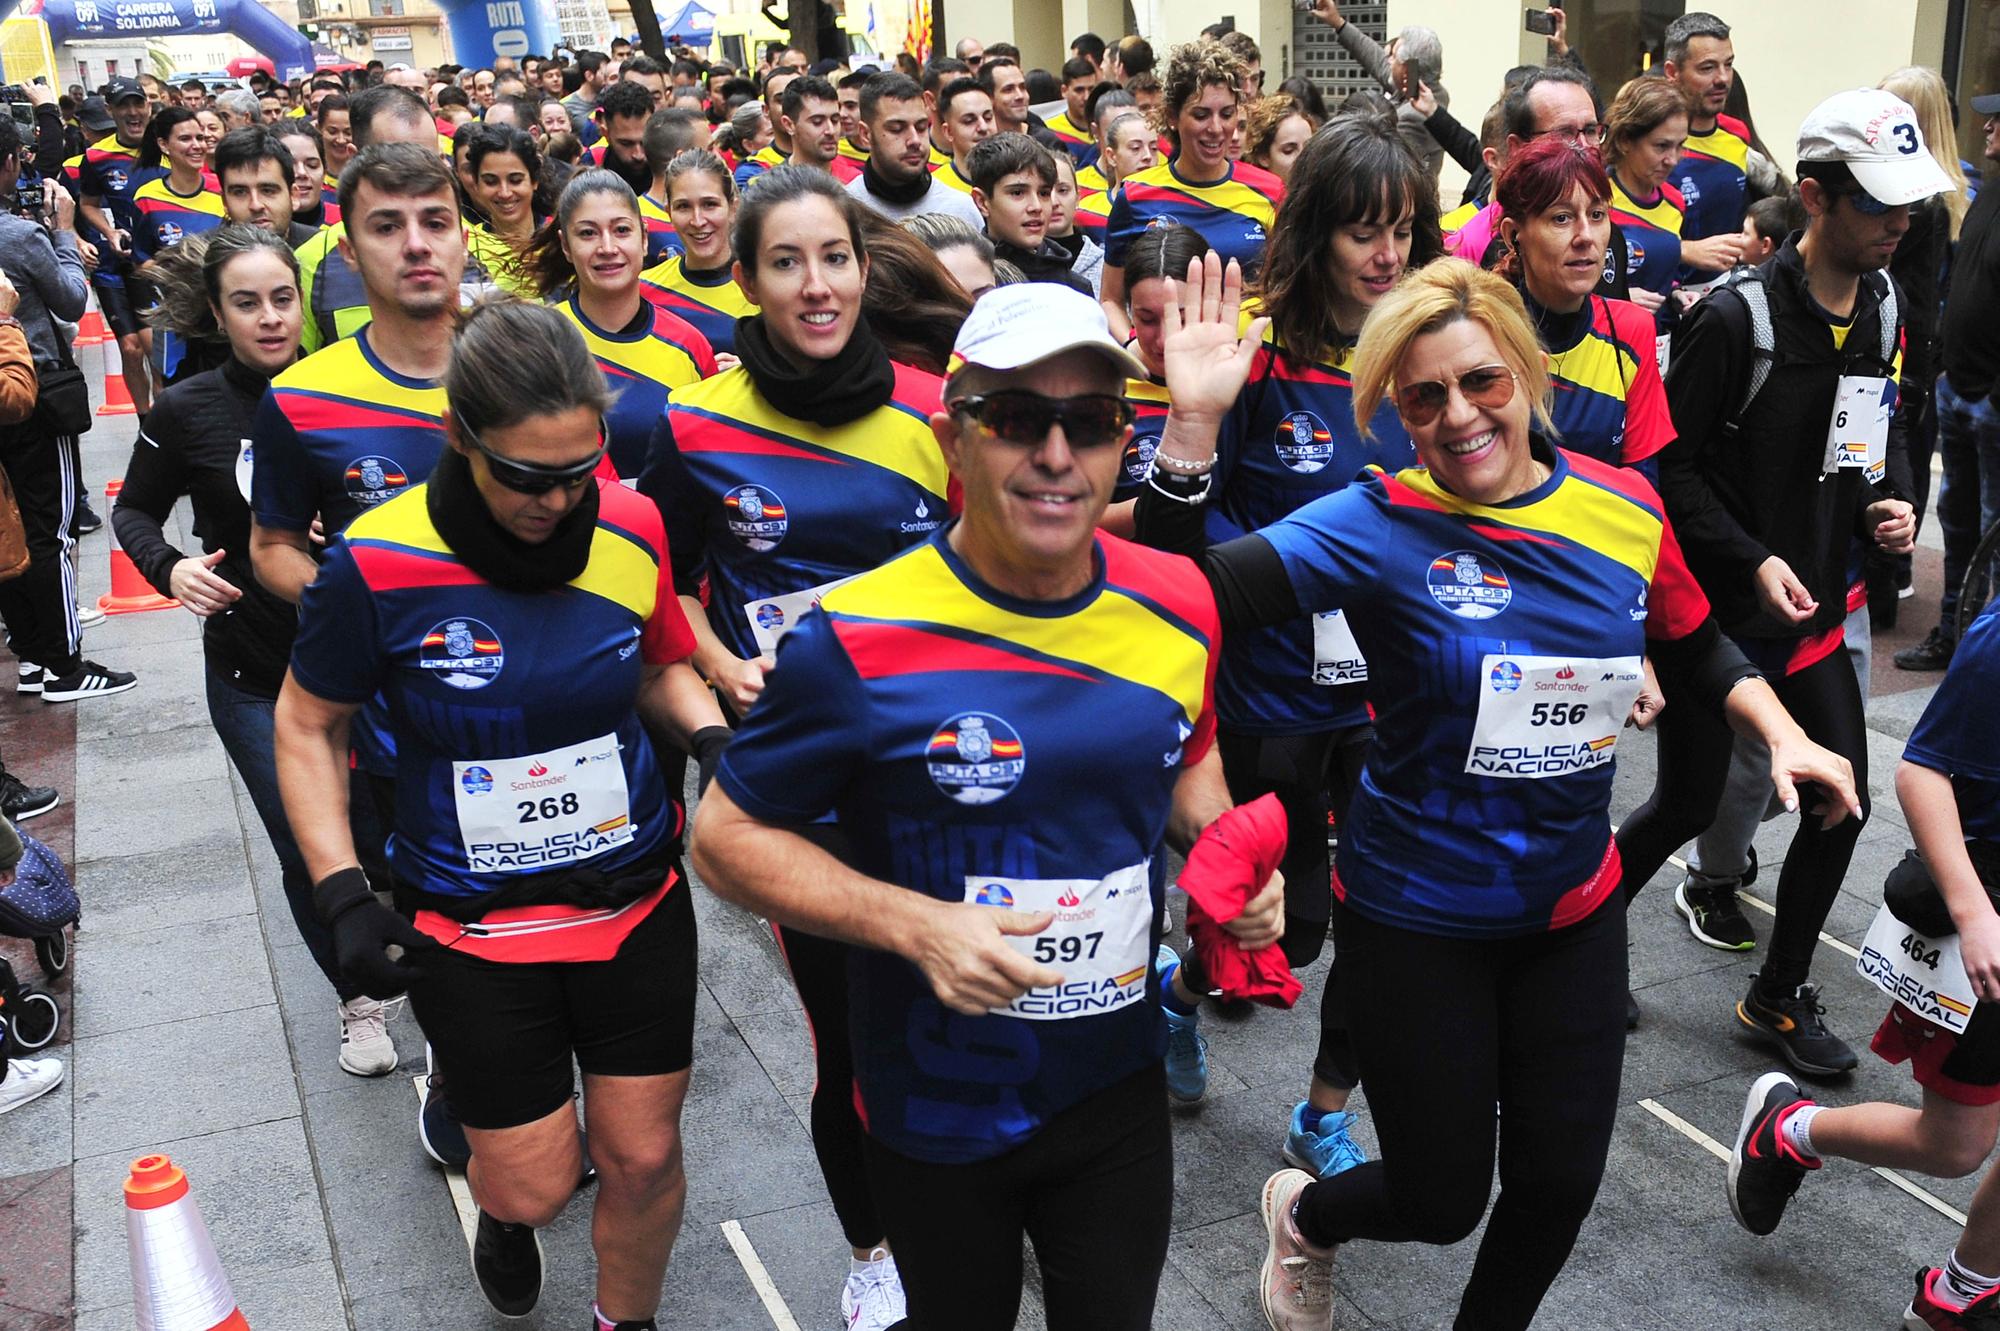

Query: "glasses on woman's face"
(949, 391), (1134, 449)
(462, 419), (607, 494)
(1394, 364), (1518, 427)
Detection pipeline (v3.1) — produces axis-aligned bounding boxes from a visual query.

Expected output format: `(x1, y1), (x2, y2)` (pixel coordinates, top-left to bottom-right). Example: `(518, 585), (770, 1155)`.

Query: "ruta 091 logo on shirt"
(1124, 427), (1162, 484)
(419, 617), (506, 690)
(1274, 411), (1333, 473)
(1427, 551), (1512, 620)
(342, 454), (410, 506)
(724, 483), (788, 551)
(925, 712), (1025, 805)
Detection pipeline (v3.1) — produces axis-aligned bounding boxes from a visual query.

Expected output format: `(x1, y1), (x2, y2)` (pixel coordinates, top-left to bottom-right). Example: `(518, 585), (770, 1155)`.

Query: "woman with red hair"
(1493, 135), (1675, 476)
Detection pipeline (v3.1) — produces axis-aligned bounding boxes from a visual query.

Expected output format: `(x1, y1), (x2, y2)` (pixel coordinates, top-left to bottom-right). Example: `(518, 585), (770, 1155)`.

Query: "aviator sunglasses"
(1394, 364), (1518, 428)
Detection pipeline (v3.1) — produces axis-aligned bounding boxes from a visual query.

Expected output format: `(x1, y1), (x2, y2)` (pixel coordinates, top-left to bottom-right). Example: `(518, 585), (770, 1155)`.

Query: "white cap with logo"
(947, 282), (1147, 391)
(1796, 88), (1955, 206)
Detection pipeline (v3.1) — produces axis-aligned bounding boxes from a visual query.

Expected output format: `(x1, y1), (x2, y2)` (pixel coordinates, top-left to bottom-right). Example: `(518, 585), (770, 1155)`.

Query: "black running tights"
(1615, 644), (1870, 991)
(1292, 898), (1628, 1331)
(773, 920), (883, 1250)
(862, 1065), (1172, 1331)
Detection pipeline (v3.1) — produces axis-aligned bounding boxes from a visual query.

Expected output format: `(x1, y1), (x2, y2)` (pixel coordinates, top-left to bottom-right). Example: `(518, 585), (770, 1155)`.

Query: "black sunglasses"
(949, 391), (1134, 448)
(461, 418), (607, 494)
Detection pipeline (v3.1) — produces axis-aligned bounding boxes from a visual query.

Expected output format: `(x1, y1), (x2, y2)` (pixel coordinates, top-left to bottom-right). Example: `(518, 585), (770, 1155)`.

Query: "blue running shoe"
(1157, 944), (1209, 1103)
(1283, 1101), (1367, 1179)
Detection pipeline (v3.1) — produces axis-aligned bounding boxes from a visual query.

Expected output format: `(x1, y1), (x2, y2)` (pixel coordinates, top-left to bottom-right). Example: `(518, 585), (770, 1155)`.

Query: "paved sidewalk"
(0, 387), (1976, 1330)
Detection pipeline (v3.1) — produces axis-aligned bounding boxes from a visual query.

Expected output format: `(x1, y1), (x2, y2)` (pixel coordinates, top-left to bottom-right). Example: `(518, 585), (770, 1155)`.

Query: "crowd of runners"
(0, 7), (1998, 1330)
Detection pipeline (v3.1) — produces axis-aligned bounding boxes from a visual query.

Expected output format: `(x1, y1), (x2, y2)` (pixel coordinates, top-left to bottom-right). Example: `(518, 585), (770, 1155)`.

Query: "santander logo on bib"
(1555, 665), (1576, 680)
(527, 760), (549, 777)
(1056, 887), (1082, 908)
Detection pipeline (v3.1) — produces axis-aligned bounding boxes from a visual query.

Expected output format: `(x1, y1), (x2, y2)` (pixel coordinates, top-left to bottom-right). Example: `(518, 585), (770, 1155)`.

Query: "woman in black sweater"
(111, 225), (398, 1079)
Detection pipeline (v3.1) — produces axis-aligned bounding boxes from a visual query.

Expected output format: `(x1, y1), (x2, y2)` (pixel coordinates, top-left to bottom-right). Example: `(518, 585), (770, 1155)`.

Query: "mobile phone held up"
(1524, 8), (1557, 35)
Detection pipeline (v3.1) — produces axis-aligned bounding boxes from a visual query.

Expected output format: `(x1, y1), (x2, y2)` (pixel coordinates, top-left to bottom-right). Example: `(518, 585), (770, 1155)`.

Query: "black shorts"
(88, 272), (142, 338)
(407, 878), (698, 1130)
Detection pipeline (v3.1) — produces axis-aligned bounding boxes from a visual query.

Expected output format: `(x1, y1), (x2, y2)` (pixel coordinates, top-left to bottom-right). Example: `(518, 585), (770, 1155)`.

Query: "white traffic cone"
(124, 1154), (251, 1330)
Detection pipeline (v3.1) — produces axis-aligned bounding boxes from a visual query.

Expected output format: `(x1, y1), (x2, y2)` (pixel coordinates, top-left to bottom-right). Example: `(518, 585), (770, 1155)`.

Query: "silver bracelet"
(1151, 450), (1217, 474)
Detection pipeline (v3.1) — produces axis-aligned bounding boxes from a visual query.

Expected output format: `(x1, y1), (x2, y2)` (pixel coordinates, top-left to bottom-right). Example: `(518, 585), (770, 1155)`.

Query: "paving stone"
(71, 913), (274, 1039)
(71, 1116), (331, 1314)
(71, 1003), (300, 1160)
(73, 836), (254, 937)
(0, 1165), (72, 1322)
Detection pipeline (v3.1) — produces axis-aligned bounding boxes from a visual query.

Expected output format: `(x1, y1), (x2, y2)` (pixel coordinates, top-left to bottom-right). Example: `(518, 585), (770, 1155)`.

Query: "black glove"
(691, 725), (734, 795)
(314, 867), (437, 1000)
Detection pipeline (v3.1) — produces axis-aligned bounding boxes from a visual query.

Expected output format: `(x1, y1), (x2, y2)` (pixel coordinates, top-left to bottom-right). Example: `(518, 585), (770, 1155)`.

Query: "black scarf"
(861, 152), (932, 206)
(425, 446), (599, 593)
(734, 312), (897, 428)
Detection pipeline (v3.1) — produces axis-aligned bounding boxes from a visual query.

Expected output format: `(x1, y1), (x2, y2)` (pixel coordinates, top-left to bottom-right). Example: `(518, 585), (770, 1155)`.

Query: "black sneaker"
(1727, 1070), (1819, 1235)
(1626, 991), (1640, 1030)
(0, 773), (59, 821)
(1736, 975), (1858, 1076)
(471, 1210), (543, 1318)
(1896, 625), (1956, 672)
(70, 503), (102, 538)
(15, 663), (41, 695)
(1674, 875), (1758, 951)
(418, 1072), (472, 1169)
(39, 660), (136, 703)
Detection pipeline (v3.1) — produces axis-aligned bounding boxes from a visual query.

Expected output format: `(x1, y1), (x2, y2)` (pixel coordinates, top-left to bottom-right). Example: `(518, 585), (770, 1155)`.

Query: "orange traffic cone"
(98, 480), (177, 615)
(74, 301), (108, 348)
(124, 1154), (252, 1331)
(96, 333), (135, 417)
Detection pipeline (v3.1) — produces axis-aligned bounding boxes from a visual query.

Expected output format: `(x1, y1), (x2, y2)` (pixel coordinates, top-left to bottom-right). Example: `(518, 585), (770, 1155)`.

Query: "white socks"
(1780, 1103), (1822, 1161)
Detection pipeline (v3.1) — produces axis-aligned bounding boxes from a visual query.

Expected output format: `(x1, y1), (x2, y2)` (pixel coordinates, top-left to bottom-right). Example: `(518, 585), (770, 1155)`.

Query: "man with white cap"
(691, 282), (1282, 1330)
(1618, 87), (1936, 1079)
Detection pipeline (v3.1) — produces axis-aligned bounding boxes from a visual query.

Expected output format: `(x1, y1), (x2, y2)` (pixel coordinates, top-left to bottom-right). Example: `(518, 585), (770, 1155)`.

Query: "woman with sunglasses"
(465, 125), (553, 297)
(640, 149), (758, 357)
(1099, 222), (1207, 537)
(276, 298), (729, 1331)
(1151, 253), (1859, 1331)
(1493, 138), (1673, 474)
(112, 226), (406, 1079)
(1100, 41), (1283, 339)
(531, 169), (717, 479)
(1133, 115), (1439, 1172)
(638, 165), (949, 1331)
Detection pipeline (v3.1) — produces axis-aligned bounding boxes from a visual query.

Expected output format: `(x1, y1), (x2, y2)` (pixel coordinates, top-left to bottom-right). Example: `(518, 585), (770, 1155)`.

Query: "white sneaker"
(839, 1248), (907, 1331)
(0, 1056), (63, 1115)
(1258, 1168), (1336, 1331)
(337, 996), (400, 1077)
(76, 603), (105, 629)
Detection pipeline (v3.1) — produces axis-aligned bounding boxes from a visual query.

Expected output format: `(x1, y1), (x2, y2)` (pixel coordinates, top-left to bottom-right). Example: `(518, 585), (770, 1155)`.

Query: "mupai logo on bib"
(1490, 660), (1522, 693)
(461, 765), (494, 795)
(974, 881), (1016, 907)
(1275, 411), (1333, 473)
(342, 454), (409, 506)
(1428, 551), (1512, 620)
(419, 617), (505, 690)
(724, 484), (788, 550)
(753, 602), (786, 631)
(925, 712), (1025, 805)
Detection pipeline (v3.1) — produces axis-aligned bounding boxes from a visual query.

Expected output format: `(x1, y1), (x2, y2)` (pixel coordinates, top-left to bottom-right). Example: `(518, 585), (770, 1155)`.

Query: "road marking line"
(720, 1219), (804, 1331)
(1645, 842), (1860, 960)
(1637, 1098), (1730, 1162)
(1641, 1095), (1967, 1228)
(412, 1075), (480, 1250)
(1729, 887), (1862, 960)
(1871, 1166), (1969, 1225)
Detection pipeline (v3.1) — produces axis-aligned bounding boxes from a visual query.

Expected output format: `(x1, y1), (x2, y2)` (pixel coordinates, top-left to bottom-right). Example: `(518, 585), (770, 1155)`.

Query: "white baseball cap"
(947, 282), (1146, 389)
(1796, 88), (1955, 206)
